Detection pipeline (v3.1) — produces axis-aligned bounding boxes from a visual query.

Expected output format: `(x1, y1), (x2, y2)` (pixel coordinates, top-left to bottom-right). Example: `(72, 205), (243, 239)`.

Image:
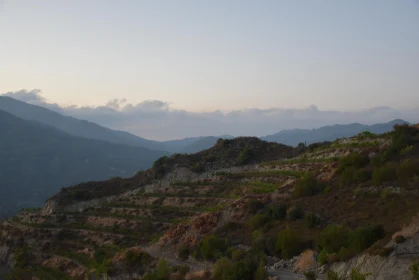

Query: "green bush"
(350, 269), (370, 280)
(338, 153), (370, 173)
(200, 235), (229, 261)
(191, 162), (205, 173)
(304, 271), (317, 280)
(318, 249), (328, 265)
(373, 163), (398, 186)
(124, 250), (150, 267)
(349, 225), (384, 252)
(14, 247), (29, 268)
(268, 204), (288, 221)
(153, 156), (169, 178)
(156, 259), (171, 280)
(338, 153), (370, 186)
(276, 226), (301, 259)
(248, 214), (271, 231)
(254, 262), (269, 280)
(213, 251), (267, 280)
(294, 173), (324, 197)
(306, 212), (321, 228)
(319, 225), (351, 254)
(238, 147), (254, 165)
(411, 261), (419, 280)
(337, 247), (355, 261)
(326, 271), (345, 280)
(397, 159), (419, 184)
(287, 206), (304, 221)
(213, 257), (236, 280)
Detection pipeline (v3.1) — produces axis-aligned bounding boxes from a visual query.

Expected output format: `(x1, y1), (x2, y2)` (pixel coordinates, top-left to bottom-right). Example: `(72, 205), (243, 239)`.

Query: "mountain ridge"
(0, 109), (168, 218)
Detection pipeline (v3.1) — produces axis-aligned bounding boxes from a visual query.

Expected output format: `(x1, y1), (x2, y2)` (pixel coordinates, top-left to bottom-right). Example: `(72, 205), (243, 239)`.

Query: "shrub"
(354, 168), (372, 184)
(318, 249), (328, 265)
(338, 247), (355, 261)
(306, 212), (321, 228)
(276, 226), (301, 259)
(338, 153), (370, 173)
(125, 250), (150, 267)
(319, 225), (350, 254)
(394, 235), (406, 244)
(350, 269), (370, 280)
(14, 247), (29, 268)
(380, 188), (395, 200)
(153, 156), (169, 178)
(200, 235), (229, 261)
(268, 204), (288, 221)
(156, 259), (171, 280)
(349, 225), (385, 252)
(238, 147), (254, 165)
(326, 271), (345, 280)
(338, 153), (370, 186)
(191, 162), (205, 173)
(254, 262), (268, 280)
(294, 173), (324, 197)
(304, 271), (317, 280)
(248, 214), (271, 231)
(287, 206), (304, 221)
(398, 159), (419, 184)
(213, 257), (236, 280)
(246, 199), (265, 214)
(411, 261), (419, 280)
(373, 163), (398, 186)
(178, 244), (190, 260)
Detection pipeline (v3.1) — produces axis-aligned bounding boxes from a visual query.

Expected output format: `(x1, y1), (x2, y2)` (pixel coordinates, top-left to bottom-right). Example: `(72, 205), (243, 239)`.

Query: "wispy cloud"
(3, 89), (418, 140)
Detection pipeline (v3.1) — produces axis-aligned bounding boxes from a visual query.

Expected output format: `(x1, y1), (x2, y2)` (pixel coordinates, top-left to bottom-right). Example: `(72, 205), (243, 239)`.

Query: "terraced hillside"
(2, 125), (419, 280)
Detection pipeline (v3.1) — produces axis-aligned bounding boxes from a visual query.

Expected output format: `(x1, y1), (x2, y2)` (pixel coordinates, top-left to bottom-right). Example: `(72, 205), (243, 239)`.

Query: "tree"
(213, 257), (237, 280)
(156, 259), (171, 280)
(254, 262), (268, 280)
(276, 225), (301, 259)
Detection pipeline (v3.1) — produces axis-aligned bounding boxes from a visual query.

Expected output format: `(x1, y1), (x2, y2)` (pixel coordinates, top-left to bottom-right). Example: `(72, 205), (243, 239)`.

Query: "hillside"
(0, 109), (168, 218)
(262, 119), (408, 146)
(2, 124), (419, 280)
(0, 96), (170, 151)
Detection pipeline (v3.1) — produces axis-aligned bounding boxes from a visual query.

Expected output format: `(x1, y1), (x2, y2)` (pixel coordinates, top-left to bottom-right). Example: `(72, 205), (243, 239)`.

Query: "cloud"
(2, 90), (418, 140)
(3, 89), (45, 102)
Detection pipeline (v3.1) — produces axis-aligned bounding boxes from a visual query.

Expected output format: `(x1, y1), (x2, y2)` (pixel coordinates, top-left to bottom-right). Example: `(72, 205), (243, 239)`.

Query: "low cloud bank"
(3, 89), (418, 140)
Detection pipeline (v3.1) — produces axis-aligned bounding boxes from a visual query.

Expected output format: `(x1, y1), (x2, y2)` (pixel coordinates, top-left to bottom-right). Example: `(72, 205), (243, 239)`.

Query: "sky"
(1, 0), (418, 113)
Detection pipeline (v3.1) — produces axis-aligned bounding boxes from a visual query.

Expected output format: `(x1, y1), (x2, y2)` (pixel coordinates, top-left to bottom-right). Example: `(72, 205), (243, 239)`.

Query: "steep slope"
(0, 110), (168, 218)
(0, 96), (167, 151)
(262, 119), (408, 146)
(2, 124), (419, 280)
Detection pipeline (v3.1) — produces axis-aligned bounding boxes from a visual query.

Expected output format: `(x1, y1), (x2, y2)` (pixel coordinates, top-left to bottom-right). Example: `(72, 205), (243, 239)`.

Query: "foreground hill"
(0, 110), (168, 218)
(2, 124), (419, 280)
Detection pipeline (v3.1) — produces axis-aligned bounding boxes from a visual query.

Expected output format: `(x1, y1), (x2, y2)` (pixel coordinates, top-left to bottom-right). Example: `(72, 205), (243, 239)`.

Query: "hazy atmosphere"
(1, 1), (419, 138)
(2, 2), (419, 279)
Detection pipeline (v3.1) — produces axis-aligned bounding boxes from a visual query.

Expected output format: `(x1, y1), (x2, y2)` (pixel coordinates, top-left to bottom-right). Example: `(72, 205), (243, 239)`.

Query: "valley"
(1, 124), (419, 279)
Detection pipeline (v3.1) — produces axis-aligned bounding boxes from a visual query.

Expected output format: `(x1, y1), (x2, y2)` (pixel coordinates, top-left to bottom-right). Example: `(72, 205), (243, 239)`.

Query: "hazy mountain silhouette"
(261, 119), (409, 146)
(0, 109), (168, 217)
(0, 96), (173, 151)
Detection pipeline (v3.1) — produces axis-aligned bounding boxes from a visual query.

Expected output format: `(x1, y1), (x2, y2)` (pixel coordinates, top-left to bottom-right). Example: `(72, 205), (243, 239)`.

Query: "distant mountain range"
(0, 96), (230, 153)
(0, 96), (411, 217)
(0, 108), (168, 217)
(261, 119), (409, 146)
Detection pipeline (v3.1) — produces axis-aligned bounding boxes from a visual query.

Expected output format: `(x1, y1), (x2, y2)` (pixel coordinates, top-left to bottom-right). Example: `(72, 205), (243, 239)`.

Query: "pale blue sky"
(1, 0), (418, 111)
